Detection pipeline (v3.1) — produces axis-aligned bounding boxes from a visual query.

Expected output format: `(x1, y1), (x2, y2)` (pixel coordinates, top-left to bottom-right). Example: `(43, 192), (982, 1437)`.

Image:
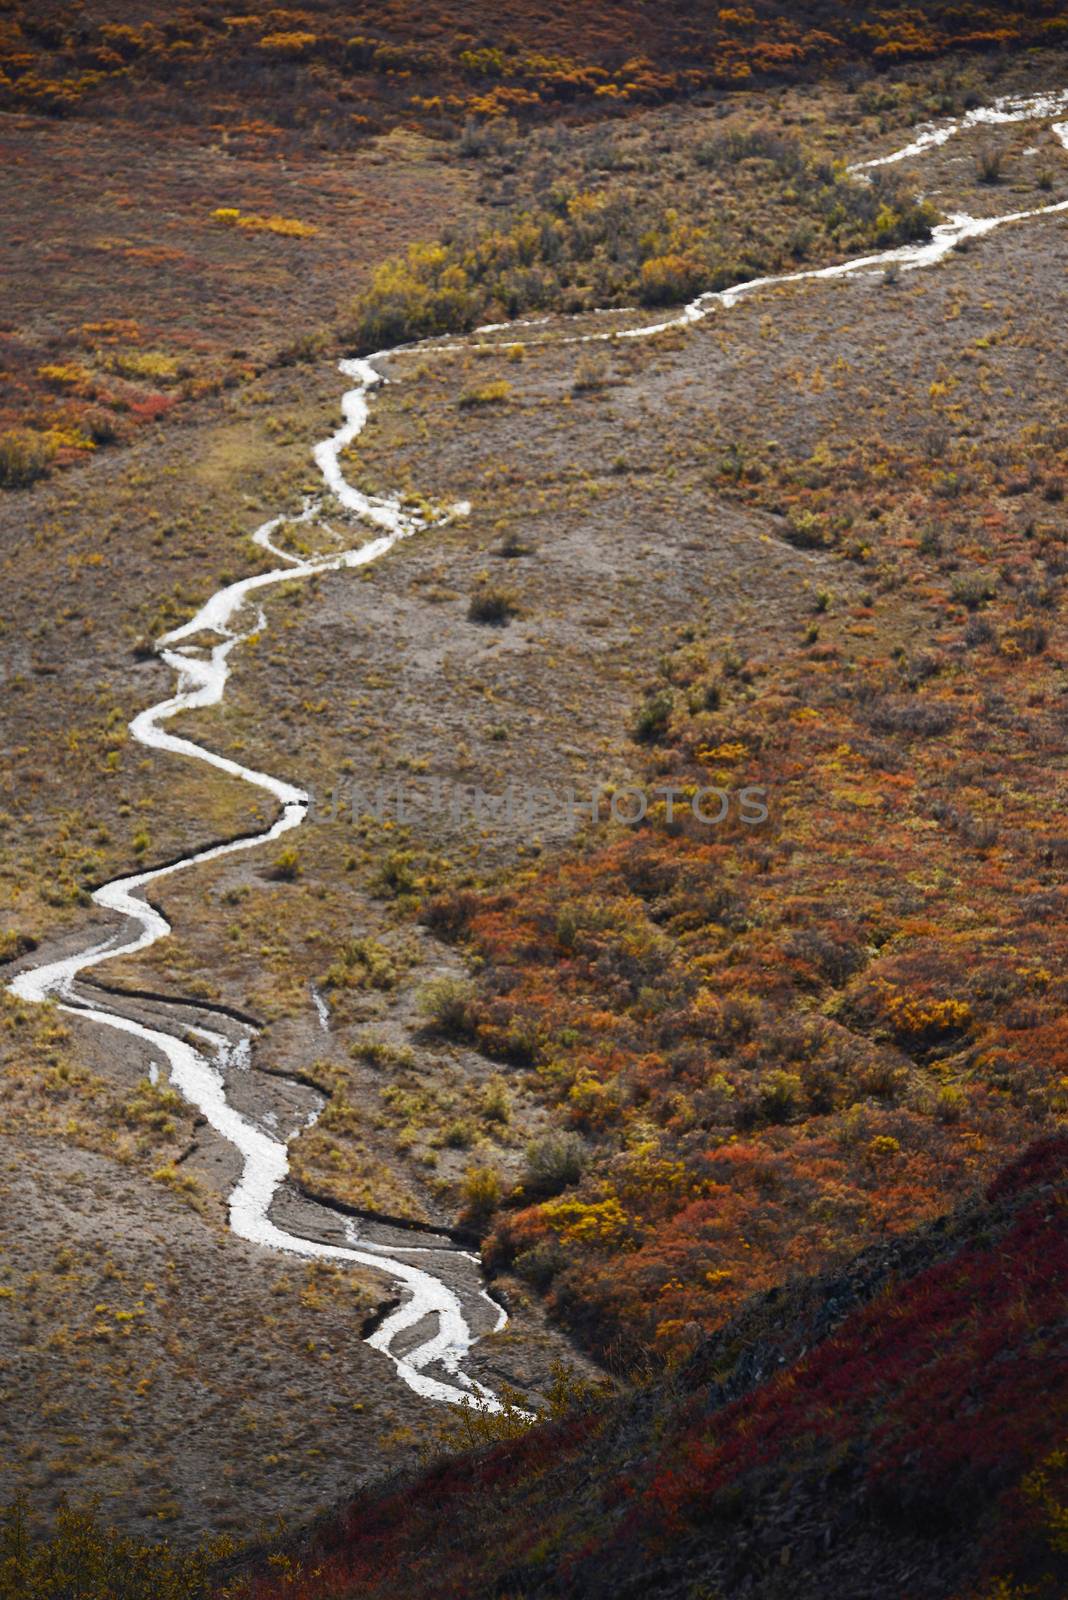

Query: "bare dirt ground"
(2, 56), (1067, 1547)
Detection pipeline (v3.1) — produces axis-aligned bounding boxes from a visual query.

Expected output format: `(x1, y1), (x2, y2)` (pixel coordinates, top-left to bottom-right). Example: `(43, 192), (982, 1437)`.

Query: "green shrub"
(633, 689), (673, 744)
(347, 154), (934, 356)
(758, 1069), (804, 1124)
(322, 936), (398, 992)
(524, 1131), (586, 1196)
(351, 1035), (415, 1069)
(417, 975), (476, 1037)
(951, 570), (997, 610)
(442, 1117), (476, 1149)
(783, 509), (829, 550)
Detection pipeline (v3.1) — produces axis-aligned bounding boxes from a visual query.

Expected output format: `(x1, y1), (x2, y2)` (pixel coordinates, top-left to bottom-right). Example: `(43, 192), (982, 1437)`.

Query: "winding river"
(8, 85), (1068, 1414)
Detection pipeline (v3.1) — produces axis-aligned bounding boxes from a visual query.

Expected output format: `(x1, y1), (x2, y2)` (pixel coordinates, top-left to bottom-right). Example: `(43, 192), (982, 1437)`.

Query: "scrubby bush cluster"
(0, 428), (54, 488)
(0, 1499), (214, 1600)
(348, 138), (934, 349)
(421, 420), (1068, 1364)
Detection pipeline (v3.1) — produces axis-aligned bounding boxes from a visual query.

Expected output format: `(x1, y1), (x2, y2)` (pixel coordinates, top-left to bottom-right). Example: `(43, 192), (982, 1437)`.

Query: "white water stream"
(8, 86), (1068, 1413)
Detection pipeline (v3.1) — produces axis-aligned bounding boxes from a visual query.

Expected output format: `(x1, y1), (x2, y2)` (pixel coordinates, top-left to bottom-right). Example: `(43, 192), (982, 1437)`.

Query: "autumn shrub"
(457, 380), (512, 409)
(348, 151), (934, 354)
(480, 1075), (511, 1123)
(783, 508), (830, 549)
(787, 928), (866, 986)
(638, 253), (704, 307)
(572, 350), (609, 392)
(868, 696), (955, 737)
(83, 407), (119, 445)
(696, 124), (804, 172)
(443, 1117), (476, 1149)
(350, 244), (482, 350)
(2, 1), (1063, 157)
(445, 415), (1068, 1363)
(460, 1164), (502, 1224)
(216, 1141), (1067, 1600)
(0, 429), (55, 489)
(321, 936), (398, 992)
(468, 587), (519, 624)
(259, 31), (318, 60)
(755, 1068), (804, 1124)
(269, 846), (301, 882)
(0, 1498), (213, 1599)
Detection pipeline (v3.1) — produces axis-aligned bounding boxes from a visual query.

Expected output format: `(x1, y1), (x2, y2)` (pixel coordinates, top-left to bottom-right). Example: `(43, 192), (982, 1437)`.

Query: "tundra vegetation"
(2, 4), (1068, 1597)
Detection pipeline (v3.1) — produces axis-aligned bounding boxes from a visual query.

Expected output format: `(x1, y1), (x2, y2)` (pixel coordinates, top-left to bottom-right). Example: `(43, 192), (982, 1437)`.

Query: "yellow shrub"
(881, 987), (972, 1042)
(0, 429), (55, 489)
(639, 252), (705, 306)
(540, 1195), (629, 1245)
(107, 349), (180, 382)
(36, 362), (91, 389)
(213, 207), (318, 238)
(0, 1497), (218, 1598)
(258, 31), (318, 57)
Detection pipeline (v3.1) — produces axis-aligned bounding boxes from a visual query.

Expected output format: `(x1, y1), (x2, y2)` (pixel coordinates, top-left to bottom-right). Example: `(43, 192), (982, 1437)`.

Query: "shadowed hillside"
(220, 1136), (1067, 1598)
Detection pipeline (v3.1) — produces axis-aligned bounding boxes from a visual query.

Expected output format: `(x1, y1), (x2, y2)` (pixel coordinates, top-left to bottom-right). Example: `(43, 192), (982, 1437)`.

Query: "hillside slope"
(226, 1137), (1068, 1600)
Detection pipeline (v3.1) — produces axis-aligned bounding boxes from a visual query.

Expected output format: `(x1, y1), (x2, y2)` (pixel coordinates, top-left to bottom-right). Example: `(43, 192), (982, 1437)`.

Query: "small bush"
(351, 1036), (415, 1069)
(524, 1131), (586, 1196)
(758, 1069), (804, 1124)
(458, 380), (512, 409)
(468, 587), (519, 625)
(638, 252), (704, 307)
(417, 976), (476, 1037)
(492, 529), (533, 558)
(633, 689), (673, 744)
(0, 929), (38, 964)
(976, 146), (1004, 184)
(322, 936), (398, 992)
(869, 697), (955, 738)
(481, 1075), (511, 1124)
(269, 846), (301, 881)
(84, 408), (119, 445)
(0, 430), (55, 489)
(951, 570), (997, 610)
(963, 615), (995, 649)
(442, 1118), (476, 1149)
(258, 30), (318, 59)
(783, 509), (829, 550)
(460, 1164), (501, 1223)
(572, 350), (609, 392)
